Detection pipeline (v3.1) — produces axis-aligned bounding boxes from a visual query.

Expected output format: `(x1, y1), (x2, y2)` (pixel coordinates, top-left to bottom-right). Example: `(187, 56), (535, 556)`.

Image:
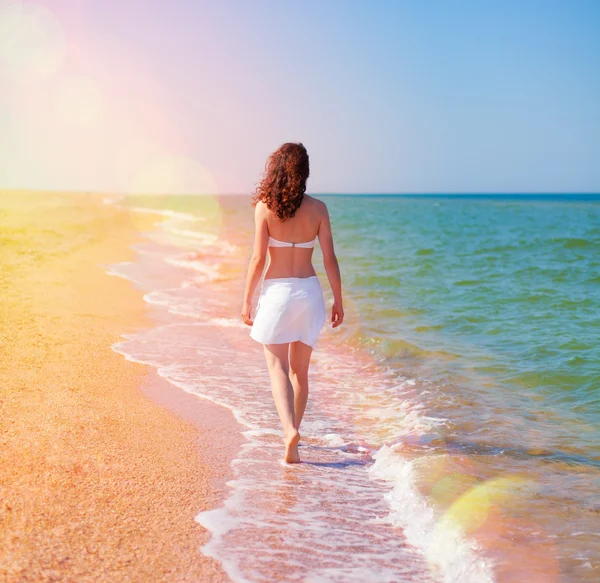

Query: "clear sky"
(0, 0), (598, 194)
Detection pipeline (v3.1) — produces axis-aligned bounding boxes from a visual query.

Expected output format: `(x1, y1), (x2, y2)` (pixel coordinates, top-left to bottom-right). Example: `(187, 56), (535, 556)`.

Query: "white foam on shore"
(102, 195), (124, 205)
(128, 205), (199, 222)
(370, 445), (494, 583)
(165, 256), (221, 281)
(207, 317), (248, 329)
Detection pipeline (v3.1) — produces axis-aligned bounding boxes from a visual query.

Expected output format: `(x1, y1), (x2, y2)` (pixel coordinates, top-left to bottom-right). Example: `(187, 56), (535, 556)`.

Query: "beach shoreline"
(0, 190), (240, 582)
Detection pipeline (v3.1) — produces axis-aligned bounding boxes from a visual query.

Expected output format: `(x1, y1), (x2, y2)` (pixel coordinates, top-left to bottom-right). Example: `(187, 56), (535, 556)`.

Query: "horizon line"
(2, 189), (600, 197)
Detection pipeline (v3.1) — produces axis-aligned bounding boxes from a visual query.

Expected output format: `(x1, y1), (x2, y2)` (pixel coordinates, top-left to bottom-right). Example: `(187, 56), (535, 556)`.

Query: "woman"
(241, 142), (344, 464)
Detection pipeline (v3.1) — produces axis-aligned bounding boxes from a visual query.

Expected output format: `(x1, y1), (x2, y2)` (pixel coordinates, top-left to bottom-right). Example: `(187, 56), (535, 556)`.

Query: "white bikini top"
(268, 235), (317, 248)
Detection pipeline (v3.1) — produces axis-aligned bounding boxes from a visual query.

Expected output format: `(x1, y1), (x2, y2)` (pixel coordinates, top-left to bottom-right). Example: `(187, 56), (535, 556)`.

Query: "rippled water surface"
(109, 194), (600, 583)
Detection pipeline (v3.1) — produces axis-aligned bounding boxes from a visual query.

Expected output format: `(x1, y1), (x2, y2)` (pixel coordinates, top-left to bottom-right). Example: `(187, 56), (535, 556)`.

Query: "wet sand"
(0, 191), (241, 582)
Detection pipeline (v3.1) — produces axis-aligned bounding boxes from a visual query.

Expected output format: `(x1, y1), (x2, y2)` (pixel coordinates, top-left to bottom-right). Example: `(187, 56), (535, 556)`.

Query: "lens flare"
(424, 474), (535, 575)
(430, 472), (480, 509)
(115, 139), (166, 190)
(0, 1), (66, 83)
(54, 75), (103, 126)
(439, 475), (532, 534)
(126, 152), (219, 197)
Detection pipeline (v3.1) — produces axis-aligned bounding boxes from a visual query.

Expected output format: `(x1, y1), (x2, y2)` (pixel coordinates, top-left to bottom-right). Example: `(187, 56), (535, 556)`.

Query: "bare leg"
(263, 343), (300, 463)
(289, 341), (313, 434)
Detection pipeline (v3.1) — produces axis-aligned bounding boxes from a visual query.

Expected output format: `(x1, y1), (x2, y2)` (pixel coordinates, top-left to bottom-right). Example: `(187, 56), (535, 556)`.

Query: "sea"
(105, 193), (599, 583)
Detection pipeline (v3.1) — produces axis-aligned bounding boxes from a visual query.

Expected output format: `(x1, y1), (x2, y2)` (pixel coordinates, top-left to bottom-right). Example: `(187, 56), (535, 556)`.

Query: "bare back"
(260, 195), (327, 279)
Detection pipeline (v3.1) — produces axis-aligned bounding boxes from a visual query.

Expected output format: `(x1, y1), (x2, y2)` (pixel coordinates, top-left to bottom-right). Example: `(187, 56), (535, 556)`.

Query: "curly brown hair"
(251, 142), (310, 221)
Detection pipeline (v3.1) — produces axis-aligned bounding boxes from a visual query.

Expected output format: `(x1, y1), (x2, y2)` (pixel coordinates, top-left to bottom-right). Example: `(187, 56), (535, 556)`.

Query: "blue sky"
(1, 0), (598, 193)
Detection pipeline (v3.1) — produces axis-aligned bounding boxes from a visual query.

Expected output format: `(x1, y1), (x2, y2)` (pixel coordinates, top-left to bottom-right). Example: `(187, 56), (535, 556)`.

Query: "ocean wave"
(165, 227), (218, 244)
(553, 237), (596, 249)
(165, 255), (222, 281)
(127, 205), (199, 222)
(370, 446), (495, 583)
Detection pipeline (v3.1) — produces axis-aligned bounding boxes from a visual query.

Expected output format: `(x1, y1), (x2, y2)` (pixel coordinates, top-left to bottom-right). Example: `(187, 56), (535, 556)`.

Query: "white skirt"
(250, 276), (327, 347)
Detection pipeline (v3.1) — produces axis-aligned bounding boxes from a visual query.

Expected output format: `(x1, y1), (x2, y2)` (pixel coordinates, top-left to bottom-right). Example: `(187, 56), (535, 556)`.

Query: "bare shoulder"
(255, 199), (269, 216)
(304, 194), (328, 217)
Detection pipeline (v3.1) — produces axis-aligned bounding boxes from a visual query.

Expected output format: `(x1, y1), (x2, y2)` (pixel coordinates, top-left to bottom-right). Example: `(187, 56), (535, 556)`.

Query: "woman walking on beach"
(241, 142), (344, 464)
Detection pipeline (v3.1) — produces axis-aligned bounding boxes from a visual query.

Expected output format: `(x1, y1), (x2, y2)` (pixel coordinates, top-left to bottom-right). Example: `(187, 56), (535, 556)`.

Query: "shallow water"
(108, 194), (600, 582)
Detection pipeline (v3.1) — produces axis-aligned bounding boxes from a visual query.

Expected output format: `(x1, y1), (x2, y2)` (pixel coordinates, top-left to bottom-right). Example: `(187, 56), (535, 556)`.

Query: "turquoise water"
(114, 193), (600, 582)
(329, 196), (600, 450)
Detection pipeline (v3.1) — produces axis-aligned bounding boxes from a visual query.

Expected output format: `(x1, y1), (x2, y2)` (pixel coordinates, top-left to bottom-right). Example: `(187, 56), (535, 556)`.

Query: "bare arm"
(241, 202), (269, 325)
(318, 203), (344, 327)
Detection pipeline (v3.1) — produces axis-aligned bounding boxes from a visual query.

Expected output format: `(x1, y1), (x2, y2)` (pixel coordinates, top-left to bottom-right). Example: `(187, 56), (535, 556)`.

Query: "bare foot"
(284, 429), (301, 463)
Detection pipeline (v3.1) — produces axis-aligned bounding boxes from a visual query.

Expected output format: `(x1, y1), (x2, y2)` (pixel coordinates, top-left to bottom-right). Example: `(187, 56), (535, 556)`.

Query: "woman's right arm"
(318, 203), (344, 328)
(241, 202), (269, 326)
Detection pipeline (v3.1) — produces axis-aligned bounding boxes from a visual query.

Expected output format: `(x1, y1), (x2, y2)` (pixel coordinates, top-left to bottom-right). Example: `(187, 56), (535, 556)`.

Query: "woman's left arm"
(241, 202), (269, 325)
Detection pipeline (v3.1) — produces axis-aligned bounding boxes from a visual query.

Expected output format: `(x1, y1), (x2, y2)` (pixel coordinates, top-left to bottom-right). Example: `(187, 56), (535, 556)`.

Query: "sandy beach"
(0, 191), (240, 582)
